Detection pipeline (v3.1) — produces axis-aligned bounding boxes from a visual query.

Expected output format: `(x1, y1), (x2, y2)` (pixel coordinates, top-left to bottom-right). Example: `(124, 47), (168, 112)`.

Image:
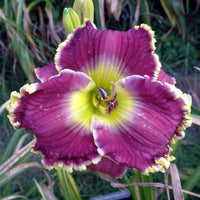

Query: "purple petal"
(8, 69), (100, 171)
(88, 157), (127, 178)
(35, 61), (59, 82)
(55, 21), (161, 86)
(91, 75), (192, 173)
(157, 69), (176, 85)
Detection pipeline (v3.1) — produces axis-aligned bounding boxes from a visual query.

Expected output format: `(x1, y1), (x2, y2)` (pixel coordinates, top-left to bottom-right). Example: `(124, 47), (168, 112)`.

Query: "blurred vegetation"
(0, 0), (200, 199)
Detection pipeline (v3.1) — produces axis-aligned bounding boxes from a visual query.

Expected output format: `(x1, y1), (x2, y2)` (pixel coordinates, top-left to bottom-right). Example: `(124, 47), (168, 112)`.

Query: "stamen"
(98, 87), (108, 100)
(96, 82), (119, 115)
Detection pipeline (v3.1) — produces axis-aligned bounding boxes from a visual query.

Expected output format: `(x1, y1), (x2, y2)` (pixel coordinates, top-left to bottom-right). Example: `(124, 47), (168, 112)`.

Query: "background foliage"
(0, 0), (200, 199)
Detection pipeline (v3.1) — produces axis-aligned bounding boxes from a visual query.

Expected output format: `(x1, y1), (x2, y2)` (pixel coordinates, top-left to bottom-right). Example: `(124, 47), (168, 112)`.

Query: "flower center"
(92, 81), (118, 115)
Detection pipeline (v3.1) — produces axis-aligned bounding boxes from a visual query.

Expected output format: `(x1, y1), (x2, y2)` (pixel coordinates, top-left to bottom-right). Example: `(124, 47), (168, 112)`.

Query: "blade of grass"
(37, 183), (58, 200)
(93, 0), (101, 29)
(57, 169), (71, 200)
(34, 179), (50, 200)
(45, 3), (61, 45)
(22, 3), (43, 62)
(135, 170), (149, 200)
(14, 133), (30, 153)
(13, 39), (35, 83)
(169, 0), (186, 37)
(186, 0), (189, 14)
(16, 0), (24, 28)
(2, 195), (28, 200)
(25, 165), (56, 198)
(122, 174), (140, 200)
(0, 139), (36, 176)
(183, 165), (200, 199)
(160, 0), (176, 27)
(0, 162), (42, 187)
(1, 50), (8, 98)
(0, 130), (22, 164)
(141, 0), (150, 25)
(15, 0), (33, 79)
(27, 0), (48, 13)
(140, 173), (155, 200)
(25, 174), (51, 198)
(0, 100), (10, 115)
(98, 0), (105, 29)
(66, 172), (81, 200)
(3, 0), (8, 15)
(56, 168), (81, 200)
(0, 8), (35, 82)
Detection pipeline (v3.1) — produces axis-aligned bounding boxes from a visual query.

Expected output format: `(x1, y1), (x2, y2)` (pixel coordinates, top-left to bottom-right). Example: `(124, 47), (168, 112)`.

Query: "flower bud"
(73, 0), (94, 24)
(63, 8), (81, 34)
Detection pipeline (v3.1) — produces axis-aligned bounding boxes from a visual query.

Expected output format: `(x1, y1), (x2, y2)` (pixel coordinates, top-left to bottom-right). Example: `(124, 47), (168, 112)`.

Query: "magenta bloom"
(7, 21), (192, 178)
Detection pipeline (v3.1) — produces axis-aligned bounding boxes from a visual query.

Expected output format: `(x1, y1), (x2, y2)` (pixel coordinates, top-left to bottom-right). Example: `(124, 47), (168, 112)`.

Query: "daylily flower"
(7, 21), (192, 178)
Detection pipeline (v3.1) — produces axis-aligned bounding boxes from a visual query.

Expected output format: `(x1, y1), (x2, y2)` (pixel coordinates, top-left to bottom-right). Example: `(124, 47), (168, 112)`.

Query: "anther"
(97, 82), (118, 115)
